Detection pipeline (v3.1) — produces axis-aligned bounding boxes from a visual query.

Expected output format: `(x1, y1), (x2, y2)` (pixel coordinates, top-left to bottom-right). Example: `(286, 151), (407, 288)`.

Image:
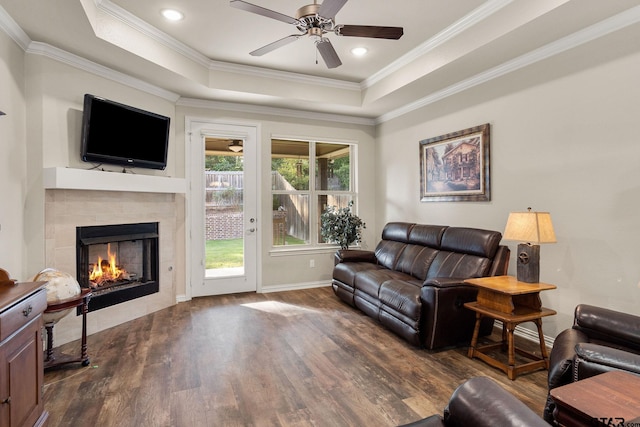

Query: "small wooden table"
(550, 371), (640, 427)
(43, 288), (92, 369)
(464, 275), (556, 380)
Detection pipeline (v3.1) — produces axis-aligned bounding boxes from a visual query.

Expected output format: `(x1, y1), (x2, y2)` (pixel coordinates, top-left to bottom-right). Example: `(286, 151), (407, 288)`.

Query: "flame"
(89, 243), (127, 285)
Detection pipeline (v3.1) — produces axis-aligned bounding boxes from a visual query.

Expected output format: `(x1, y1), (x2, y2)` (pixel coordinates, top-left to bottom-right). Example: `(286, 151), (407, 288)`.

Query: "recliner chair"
(544, 304), (640, 423)
(399, 376), (548, 427)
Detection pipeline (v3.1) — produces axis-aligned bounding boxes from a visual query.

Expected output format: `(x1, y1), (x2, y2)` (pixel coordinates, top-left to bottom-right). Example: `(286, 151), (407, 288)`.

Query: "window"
(271, 138), (356, 248)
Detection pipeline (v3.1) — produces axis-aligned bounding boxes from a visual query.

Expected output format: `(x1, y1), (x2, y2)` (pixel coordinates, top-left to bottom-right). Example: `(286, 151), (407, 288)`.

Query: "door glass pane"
(204, 138), (244, 277)
(315, 142), (350, 191)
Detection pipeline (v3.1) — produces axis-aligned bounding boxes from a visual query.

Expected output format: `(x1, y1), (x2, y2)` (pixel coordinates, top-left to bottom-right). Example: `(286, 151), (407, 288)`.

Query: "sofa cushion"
(381, 222), (414, 242)
(426, 251), (492, 280)
(574, 304), (640, 351)
(354, 269), (418, 299)
(379, 280), (422, 325)
(375, 240), (408, 270)
(333, 261), (383, 288)
(440, 227), (501, 259)
(408, 224), (447, 247)
(395, 244), (439, 280)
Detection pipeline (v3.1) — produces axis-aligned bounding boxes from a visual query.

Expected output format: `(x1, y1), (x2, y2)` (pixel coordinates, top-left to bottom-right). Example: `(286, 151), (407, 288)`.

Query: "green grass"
(206, 235), (307, 269)
(205, 238), (244, 269)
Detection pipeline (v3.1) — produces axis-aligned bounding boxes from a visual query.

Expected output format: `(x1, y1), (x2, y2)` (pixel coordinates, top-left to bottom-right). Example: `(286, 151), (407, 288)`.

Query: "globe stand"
(44, 289), (92, 370)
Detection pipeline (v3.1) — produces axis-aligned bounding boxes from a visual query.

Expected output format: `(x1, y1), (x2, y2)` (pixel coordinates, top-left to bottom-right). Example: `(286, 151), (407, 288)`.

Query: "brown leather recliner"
(544, 304), (640, 423)
(399, 376), (549, 427)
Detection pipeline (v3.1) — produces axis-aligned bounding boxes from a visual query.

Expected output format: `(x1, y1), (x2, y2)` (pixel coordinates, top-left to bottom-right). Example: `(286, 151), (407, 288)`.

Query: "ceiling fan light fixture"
(351, 47), (368, 57)
(232, 0), (403, 69)
(161, 9), (184, 21)
(228, 141), (243, 152)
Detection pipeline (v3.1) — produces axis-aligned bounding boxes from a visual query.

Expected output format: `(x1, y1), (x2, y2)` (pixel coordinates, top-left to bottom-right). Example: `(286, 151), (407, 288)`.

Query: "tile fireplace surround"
(44, 170), (185, 346)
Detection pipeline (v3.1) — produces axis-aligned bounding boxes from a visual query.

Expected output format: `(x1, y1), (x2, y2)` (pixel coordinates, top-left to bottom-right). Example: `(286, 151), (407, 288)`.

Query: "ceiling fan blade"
(337, 25), (404, 40)
(230, 0), (298, 25)
(250, 34), (302, 56)
(316, 39), (342, 69)
(318, 0), (348, 18)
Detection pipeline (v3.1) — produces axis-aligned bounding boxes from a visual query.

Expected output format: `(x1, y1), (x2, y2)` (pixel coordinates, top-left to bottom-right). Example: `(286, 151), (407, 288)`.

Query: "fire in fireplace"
(76, 222), (159, 312)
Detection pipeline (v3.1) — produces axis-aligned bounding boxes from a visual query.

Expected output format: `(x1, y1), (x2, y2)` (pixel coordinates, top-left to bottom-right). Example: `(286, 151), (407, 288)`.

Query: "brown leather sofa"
(332, 222), (510, 349)
(399, 376), (549, 427)
(544, 304), (640, 423)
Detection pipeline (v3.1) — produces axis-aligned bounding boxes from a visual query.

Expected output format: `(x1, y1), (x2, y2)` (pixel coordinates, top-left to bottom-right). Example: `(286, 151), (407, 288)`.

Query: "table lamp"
(503, 208), (556, 283)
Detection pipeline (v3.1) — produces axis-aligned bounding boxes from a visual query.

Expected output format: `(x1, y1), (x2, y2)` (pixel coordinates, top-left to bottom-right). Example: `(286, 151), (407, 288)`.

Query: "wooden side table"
(550, 371), (640, 427)
(43, 288), (92, 369)
(464, 275), (556, 380)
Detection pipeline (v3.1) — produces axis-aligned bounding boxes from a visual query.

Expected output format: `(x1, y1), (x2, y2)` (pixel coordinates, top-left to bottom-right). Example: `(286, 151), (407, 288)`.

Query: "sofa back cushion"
(426, 227), (502, 280)
(439, 227), (501, 258)
(374, 222), (414, 270)
(426, 251), (494, 280)
(395, 245), (440, 280)
(381, 222), (414, 242)
(408, 224), (447, 247)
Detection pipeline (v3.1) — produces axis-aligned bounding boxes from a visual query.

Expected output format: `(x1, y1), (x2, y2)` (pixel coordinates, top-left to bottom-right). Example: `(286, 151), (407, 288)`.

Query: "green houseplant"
(320, 201), (366, 249)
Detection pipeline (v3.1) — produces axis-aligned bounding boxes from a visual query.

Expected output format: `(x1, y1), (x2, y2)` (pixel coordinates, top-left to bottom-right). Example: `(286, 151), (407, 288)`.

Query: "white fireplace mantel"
(43, 167), (186, 193)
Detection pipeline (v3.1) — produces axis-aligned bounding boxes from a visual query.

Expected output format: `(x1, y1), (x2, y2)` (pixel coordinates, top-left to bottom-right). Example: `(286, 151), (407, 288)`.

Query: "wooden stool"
(44, 289), (92, 369)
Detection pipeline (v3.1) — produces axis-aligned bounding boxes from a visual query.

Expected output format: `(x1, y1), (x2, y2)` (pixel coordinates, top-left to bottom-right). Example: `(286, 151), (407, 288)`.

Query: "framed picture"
(420, 123), (490, 202)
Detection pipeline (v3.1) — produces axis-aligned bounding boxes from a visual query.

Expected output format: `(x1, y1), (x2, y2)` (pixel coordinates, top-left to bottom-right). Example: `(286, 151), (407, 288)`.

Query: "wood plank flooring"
(43, 286), (548, 426)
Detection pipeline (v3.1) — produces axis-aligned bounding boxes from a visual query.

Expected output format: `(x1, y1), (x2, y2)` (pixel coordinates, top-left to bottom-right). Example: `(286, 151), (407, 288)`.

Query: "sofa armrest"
(574, 343), (640, 380)
(574, 304), (640, 350)
(548, 328), (589, 389)
(444, 377), (549, 427)
(334, 249), (377, 265)
(423, 277), (469, 288)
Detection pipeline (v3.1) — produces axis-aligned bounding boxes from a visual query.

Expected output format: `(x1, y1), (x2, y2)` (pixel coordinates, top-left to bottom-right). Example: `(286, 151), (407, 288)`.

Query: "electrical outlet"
(309, 259), (315, 268)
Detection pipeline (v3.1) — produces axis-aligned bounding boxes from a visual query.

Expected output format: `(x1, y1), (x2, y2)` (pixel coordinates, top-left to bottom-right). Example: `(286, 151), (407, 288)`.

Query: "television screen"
(81, 94), (170, 170)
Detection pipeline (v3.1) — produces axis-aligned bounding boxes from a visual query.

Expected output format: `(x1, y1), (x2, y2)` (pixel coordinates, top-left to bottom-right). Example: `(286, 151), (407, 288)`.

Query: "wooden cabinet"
(0, 269), (49, 427)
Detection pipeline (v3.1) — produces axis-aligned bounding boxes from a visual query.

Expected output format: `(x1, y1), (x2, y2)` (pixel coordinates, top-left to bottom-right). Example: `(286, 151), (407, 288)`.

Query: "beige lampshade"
(503, 211), (556, 244)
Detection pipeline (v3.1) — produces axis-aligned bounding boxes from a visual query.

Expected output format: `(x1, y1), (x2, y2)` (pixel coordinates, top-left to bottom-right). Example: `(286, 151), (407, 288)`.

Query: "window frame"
(270, 136), (358, 252)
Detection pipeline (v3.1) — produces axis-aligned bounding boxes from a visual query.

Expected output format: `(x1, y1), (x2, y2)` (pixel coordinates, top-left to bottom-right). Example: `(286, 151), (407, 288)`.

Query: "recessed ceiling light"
(161, 9), (184, 21)
(351, 47), (368, 57)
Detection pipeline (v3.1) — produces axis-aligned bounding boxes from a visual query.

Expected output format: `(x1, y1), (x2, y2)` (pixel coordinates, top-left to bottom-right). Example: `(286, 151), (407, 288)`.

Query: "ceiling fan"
(230, 0), (404, 69)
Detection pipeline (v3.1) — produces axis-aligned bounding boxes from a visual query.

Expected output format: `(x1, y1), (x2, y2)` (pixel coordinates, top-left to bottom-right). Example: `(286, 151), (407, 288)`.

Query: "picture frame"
(419, 123), (491, 202)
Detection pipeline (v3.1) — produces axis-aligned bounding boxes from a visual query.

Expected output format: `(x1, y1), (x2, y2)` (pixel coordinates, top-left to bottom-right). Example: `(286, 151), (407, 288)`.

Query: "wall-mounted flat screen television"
(81, 94), (170, 170)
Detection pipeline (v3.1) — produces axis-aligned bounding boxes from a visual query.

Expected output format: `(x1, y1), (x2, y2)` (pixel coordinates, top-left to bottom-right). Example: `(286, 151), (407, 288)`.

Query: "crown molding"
(208, 59), (361, 91)
(26, 42), (180, 102)
(177, 98), (376, 127)
(377, 5), (640, 124)
(96, 0), (211, 68)
(97, 0), (359, 91)
(0, 5), (31, 50)
(364, 0), (514, 89)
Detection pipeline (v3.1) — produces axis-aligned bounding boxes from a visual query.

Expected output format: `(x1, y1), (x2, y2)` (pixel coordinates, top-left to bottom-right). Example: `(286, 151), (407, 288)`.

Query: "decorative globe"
(32, 268), (81, 324)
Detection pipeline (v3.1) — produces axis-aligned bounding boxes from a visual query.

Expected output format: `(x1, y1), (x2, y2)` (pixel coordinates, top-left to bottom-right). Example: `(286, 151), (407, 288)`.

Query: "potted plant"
(320, 201), (366, 249)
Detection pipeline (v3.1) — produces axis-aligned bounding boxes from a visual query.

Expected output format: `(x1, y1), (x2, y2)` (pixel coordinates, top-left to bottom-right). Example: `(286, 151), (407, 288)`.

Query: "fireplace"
(76, 222), (159, 313)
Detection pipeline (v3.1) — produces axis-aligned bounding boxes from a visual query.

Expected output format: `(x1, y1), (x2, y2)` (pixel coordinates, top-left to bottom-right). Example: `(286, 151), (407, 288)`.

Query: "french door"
(188, 119), (258, 297)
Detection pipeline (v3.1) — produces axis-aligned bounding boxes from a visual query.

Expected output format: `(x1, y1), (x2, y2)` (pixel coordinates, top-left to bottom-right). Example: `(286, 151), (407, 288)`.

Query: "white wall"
(376, 43), (640, 337)
(0, 29), (27, 278)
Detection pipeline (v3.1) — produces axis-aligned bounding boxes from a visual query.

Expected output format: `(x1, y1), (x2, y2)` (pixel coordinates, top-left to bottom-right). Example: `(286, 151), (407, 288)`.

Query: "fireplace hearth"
(76, 222), (159, 312)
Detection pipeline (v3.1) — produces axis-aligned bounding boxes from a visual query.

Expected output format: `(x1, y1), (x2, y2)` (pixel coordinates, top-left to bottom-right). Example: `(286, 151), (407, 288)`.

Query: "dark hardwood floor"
(43, 286), (548, 426)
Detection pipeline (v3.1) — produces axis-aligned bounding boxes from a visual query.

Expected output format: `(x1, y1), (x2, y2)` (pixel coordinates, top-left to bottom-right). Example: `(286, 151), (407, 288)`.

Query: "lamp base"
(516, 243), (540, 283)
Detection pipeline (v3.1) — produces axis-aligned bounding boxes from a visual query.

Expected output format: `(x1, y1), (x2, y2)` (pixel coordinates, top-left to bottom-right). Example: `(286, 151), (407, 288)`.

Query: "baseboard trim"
(260, 281), (331, 293)
(494, 320), (555, 348)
